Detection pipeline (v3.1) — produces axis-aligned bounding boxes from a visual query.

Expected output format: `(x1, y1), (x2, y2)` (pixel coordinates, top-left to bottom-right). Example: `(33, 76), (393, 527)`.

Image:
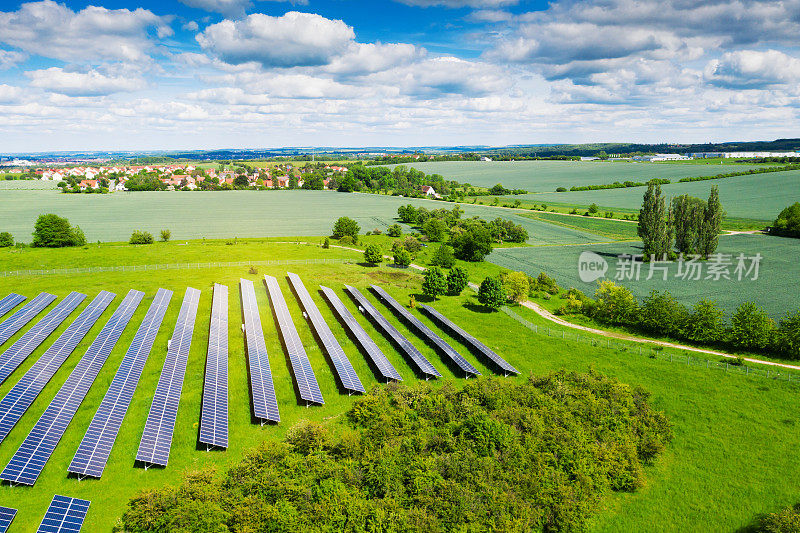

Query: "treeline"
(120, 374), (671, 532)
(677, 164), (800, 182)
(569, 178), (670, 192)
(769, 202), (800, 238)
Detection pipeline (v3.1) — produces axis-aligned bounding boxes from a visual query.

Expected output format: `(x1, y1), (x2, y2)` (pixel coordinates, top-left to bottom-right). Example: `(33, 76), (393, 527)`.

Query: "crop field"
(488, 233), (800, 319)
(520, 211), (640, 240)
(0, 180), (58, 190)
(512, 169), (800, 221)
(0, 241), (798, 531)
(387, 160), (769, 191)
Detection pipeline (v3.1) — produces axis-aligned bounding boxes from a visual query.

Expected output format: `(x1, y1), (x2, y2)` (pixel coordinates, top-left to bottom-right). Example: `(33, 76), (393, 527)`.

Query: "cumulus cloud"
(0, 84), (25, 103)
(0, 1), (171, 63)
(705, 49), (800, 88)
(370, 56), (507, 98)
(324, 42), (423, 76)
(182, 20), (199, 31)
(197, 12), (354, 68)
(26, 66), (147, 96)
(395, 0), (518, 7)
(0, 49), (26, 69)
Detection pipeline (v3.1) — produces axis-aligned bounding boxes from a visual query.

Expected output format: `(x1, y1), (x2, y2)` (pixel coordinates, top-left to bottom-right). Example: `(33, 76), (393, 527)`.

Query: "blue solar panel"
(0, 291), (114, 446)
(199, 283), (229, 447)
(264, 275), (324, 405)
(136, 287), (200, 467)
(288, 273), (365, 394)
(344, 285), (441, 379)
(0, 506), (17, 532)
(371, 285), (480, 378)
(420, 304), (518, 376)
(68, 289), (172, 478)
(0, 290), (143, 486)
(0, 293), (84, 385)
(320, 286), (402, 383)
(240, 279), (280, 423)
(0, 292), (56, 347)
(0, 293), (26, 320)
(36, 495), (90, 533)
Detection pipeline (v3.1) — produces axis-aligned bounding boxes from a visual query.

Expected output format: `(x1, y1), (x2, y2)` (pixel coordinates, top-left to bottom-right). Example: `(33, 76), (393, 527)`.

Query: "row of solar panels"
(0, 494), (90, 532)
(0, 277), (515, 487)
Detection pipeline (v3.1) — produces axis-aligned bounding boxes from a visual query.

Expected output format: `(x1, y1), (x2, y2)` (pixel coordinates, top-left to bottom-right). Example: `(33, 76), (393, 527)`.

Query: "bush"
(248, 266), (258, 275)
(387, 224), (402, 237)
(129, 230), (154, 245)
(422, 218), (447, 242)
(531, 272), (560, 295)
(501, 271), (529, 303)
(685, 300), (725, 344)
(160, 229), (171, 242)
(777, 309), (800, 358)
(393, 248), (411, 267)
(771, 202), (800, 237)
(751, 503), (800, 532)
(0, 232), (13, 247)
(332, 216), (360, 239)
(589, 203), (599, 214)
(446, 266), (469, 295)
(422, 267), (447, 299)
(729, 302), (775, 351)
(478, 277), (505, 310)
(31, 214), (85, 248)
(556, 186), (567, 192)
(322, 237), (330, 249)
(429, 244), (455, 268)
(594, 280), (637, 325)
(363, 244), (383, 265)
(402, 236), (422, 253)
(638, 291), (689, 338)
(339, 235), (354, 246)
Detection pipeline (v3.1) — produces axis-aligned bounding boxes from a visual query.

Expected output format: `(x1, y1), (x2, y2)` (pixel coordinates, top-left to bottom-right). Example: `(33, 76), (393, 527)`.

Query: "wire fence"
(0, 258), (354, 277)
(501, 306), (800, 385)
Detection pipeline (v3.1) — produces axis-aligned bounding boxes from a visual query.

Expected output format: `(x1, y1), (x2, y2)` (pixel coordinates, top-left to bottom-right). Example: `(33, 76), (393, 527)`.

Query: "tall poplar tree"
(638, 182), (672, 258)
(699, 185), (723, 258)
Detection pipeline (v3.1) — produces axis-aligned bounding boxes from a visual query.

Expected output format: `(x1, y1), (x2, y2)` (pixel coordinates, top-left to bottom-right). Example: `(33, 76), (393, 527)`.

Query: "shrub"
(393, 248), (411, 267)
(446, 266), (469, 296)
(501, 271), (529, 303)
(750, 503), (800, 532)
(685, 300), (725, 344)
(450, 224), (492, 262)
(594, 280), (637, 325)
(589, 203), (599, 214)
(531, 272), (560, 295)
(478, 277), (505, 310)
(771, 202), (800, 237)
(638, 291), (689, 338)
(129, 230), (154, 245)
(402, 236), (422, 253)
(339, 235), (354, 246)
(422, 267), (447, 299)
(0, 232), (13, 247)
(332, 216), (360, 239)
(777, 309), (800, 358)
(322, 237), (330, 249)
(729, 302), (776, 351)
(160, 229), (171, 242)
(556, 187), (567, 192)
(31, 214), (84, 248)
(248, 266), (258, 275)
(363, 244), (383, 265)
(387, 224), (402, 237)
(430, 244), (456, 268)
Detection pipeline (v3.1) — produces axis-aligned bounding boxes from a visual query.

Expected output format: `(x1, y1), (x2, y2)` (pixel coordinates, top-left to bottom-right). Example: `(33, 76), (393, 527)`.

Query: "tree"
(322, 237), (330, 249)
(697, 185), (724, 258)
(489, 183), (510, 195)
(729, 302), (775, 351)
(332, 217), (360, 240)
(501, 271), (530, 303)
(32, 214), (83, 248)
(387, 224), (402, 237)
(337, 173), (358, 192)
(129, 230), (154, 245)
(478, 277), (505, 309)
(639, 290), (688, 337)
(0, 232), (13, 247)
(430, 244), (455, 268)
(638, 182), (672, 259)
(422, 267), (447, 299)
(393, 248), (411, 267)
(233, 175), (249, 188)
(446, 266), (468, 295)
(685, 300), (725, 344)
(160, 229), (171, 242)
(450, 224), (492, 262)
(363, 244), (383, 265)
(593, 280), (637, 325)
(777, 309), (800, 358)
(588, 203), (599, 214)
(671, 195), (706, 255)
(422, 218), (447, 242)
(772, 202), (800, 237)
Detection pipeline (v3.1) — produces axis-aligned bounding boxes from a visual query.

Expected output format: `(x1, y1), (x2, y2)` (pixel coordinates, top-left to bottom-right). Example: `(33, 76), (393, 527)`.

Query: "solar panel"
(0, 293), (26, 320)
(0, 291), (114, 446)
(0, 291), (143, 486)
(344, 285), (441, 379)
(136, 287), (200, 467)
(68, 289), (172, 479)
(0, 292), (56, 347)
(0, 506), (16, 532)
(0, 293), (85, 386)
(370, 286), (481, 378)
(199, 283), (229, 447)
(288, 273), (365, 394)
(240, 279), (280, 423)
(420, 304), (518, 376)
(264, 275), (324, 405)
(36, 495), (90, 533)
(320, 286), (402, 383)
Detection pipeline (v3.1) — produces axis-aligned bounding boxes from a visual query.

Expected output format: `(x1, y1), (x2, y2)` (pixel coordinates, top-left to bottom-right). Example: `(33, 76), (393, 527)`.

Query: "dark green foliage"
(120, 374), (671, 533)
(699, 185), (724, 258)
(422, 218), (447, 242)
(684, 300), (725, 344)
(589, 203), (599, 214)
(421, 266), (447, 299)
(393, 248), (411, 267)
(531, 272), (560, 295)
(337, 173), (358, 192)
(129, 230), (154, 245)
(124, 176), (168, 191)
(671, 194), (706, 255)
(0, 232), (13, 247)
(302, 175), (325, 190)
(638, 291), (689, 338)
(778, 310), (800, 358)
(488, 218), (528, 243)
(363, 244), (383, 265)
(450, 224), (492, 262)
(31, 214), (84, 248)
(233, 175), (249, 188)
(387, 224), (402, 237)
(429, 244), (455, 268)
(593, 281), (637, 325)
(638, 183), (672, 259)
(322, 237), (330, 249)
(729, 302), (775, 352)
(401, 236), (422, 253)
(160, 229), (171, 242)
(489, 183), (511, 195)
(478, 276), (505, 309)
(749, 503), (800, 532)
(771, 202), (800, 238)
(332, 217), (360, 239)
(446, 266), (469, 295)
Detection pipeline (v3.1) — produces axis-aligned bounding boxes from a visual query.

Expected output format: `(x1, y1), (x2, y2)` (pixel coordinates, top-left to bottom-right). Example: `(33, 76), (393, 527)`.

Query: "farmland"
(0, 240), (798, 531)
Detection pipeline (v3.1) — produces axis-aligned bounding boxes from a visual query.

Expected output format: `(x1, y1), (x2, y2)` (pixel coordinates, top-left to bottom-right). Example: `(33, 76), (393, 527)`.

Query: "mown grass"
(0, 241), (798, 532)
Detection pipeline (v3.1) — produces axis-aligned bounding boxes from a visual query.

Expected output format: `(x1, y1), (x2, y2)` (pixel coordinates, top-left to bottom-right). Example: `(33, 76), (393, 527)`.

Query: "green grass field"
(0, 180), (58, 190)
(0, 240), (798, 531)
(520, 211), (640, 240)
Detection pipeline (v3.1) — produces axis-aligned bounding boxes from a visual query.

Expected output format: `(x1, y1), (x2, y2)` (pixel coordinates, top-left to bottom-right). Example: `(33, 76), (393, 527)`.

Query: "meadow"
(0, 241), (798, 531)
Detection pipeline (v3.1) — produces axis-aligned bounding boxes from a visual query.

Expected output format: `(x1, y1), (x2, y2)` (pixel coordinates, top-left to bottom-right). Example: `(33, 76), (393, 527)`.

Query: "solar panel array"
(288, 273), (365, 394)
(36, 495), (90, 533)
(136, 287), (200, 467)
(0, 293), (26, 320)
(0, 291), (115, 445)
(0, 292), (57, 347)
(0, 506), (16, 532)
(240, 279), (280, 423)
(420, 305), (518, 375)
(0, 291), (143, 486)
(320, 286), (402, 383)
(264, 275), (324, 405)
(199, 283), (229, 447)
(371, 285), (481, 378)
(344, 285), (441, 379)
(0, 293), (85, 386)
(69, 289), (173, 478)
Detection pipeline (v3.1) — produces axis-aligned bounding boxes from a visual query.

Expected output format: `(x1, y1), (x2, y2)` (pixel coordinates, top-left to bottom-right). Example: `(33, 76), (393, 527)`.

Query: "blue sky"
(0, 0), (799, 151)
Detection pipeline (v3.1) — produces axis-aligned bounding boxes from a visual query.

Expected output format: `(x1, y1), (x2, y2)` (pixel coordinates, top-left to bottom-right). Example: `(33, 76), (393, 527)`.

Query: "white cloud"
(467, 9), (513, 23)
(179, 0), (309, 18)
(182, 20), (199, 31)
(0, 49), (26, 69)
(395, 0), (518, 7)
(26, 67), (147, 96)
(705, 49), (800, 88)
(370, 56), (507, 98)
(0, 1), (171, 63)
(324, 42), (423, 76)
(0, 84), (25, 103)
